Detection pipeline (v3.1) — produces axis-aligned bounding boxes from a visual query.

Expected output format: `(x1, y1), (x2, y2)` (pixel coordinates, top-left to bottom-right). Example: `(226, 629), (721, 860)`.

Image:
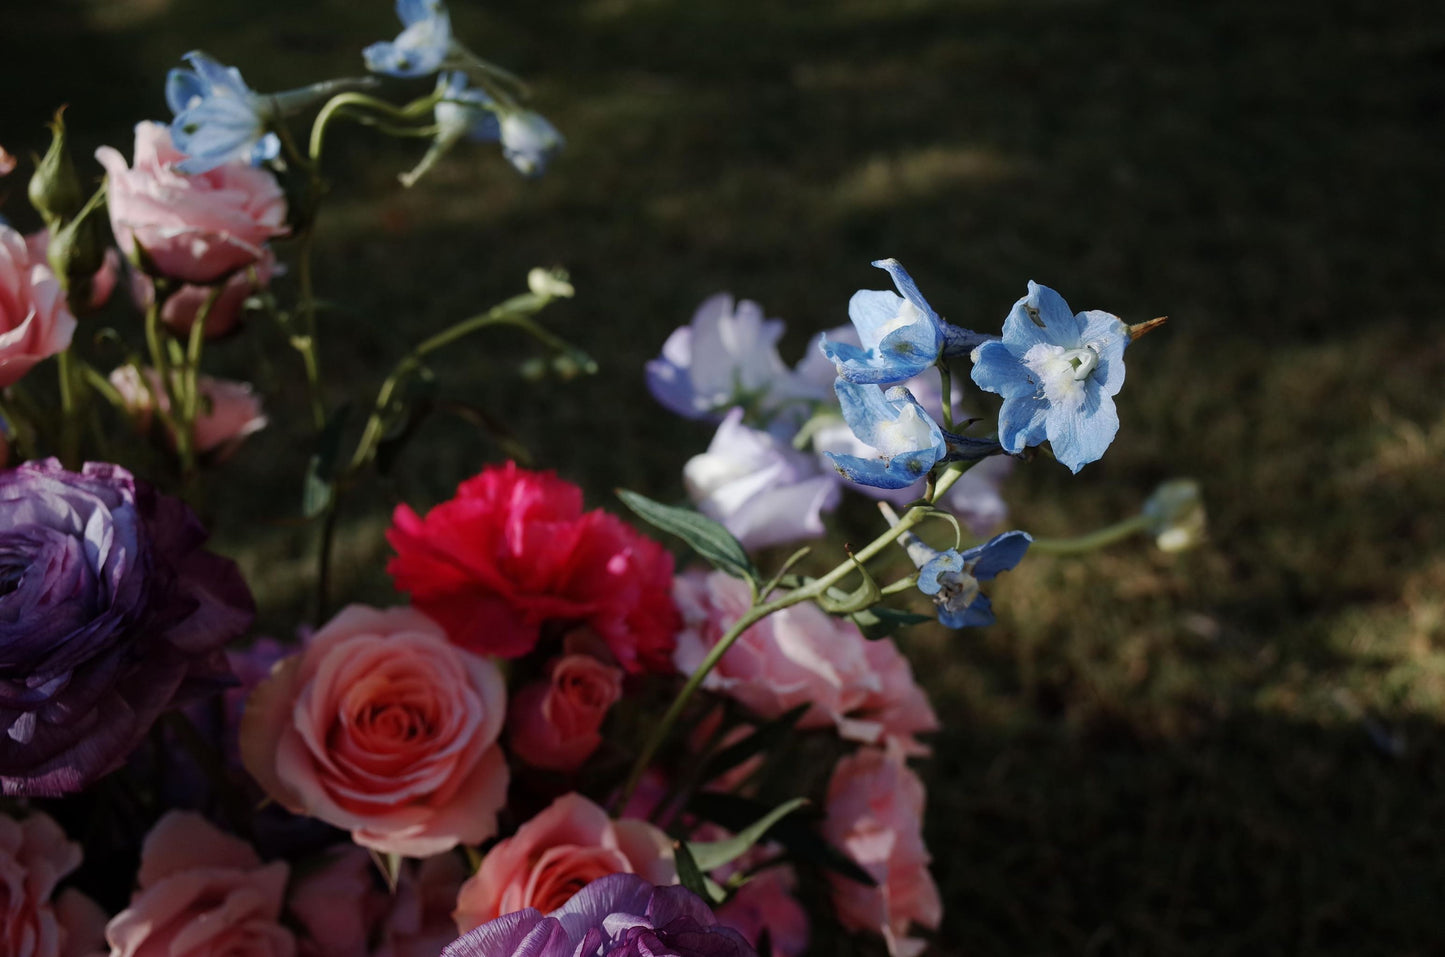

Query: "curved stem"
(1027, 513), (1152, 554)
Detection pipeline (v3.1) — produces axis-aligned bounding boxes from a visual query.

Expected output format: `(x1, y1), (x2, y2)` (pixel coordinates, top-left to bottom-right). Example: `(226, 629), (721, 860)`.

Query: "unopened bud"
(28, 109), (84, 229)
(527, 267), (573, 299)
(48, 209), (109, 305)
(1142, 479), (1205, 552)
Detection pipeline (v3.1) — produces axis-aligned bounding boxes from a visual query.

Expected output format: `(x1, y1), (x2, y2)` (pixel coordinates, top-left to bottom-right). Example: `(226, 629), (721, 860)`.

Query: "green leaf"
(617, 489), (758, 584)
(850, 605), (934, 639)
(685, 797), (809, 872)
(672, 840), (726, 903)
(302, 404), (350, 518)
(688, 792), (876, 888)
(700, 704), (811, 784)
(816, 558), (882, 615)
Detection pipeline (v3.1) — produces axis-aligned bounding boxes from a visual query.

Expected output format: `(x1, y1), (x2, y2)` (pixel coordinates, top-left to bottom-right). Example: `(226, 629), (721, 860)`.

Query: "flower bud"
(527, 267), (573, 299)
(47, 208), (111, 312)
(27, 109), (84, 229)
(1142, 478), (1206, 552)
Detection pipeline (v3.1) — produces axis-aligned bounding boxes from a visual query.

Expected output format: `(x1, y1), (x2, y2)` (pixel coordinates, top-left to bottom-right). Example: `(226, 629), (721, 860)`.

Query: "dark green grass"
(6, 0), (1445, 952)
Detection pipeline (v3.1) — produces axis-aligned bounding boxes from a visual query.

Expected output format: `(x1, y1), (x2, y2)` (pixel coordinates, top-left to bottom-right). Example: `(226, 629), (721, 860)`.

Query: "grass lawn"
(6, 0), (1445, 952)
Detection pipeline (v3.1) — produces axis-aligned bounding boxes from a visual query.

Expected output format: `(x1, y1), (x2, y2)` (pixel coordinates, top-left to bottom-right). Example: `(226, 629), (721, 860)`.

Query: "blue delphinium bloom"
(498, 110), (564, 177)
(824, 379), (949, 489)
(970, 281), (1129, 474)
(435, 72), (501, 142)
(166, 52), (280, 174)
(364, 0), (454, 78)
(909, 530), (1032, 628)
(821, 258), (943, 385)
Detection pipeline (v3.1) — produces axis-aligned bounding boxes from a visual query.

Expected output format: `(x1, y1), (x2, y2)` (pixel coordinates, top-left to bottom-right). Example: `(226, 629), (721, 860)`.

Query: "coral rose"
(821, 746), (941, 957)
(452, 794), (675, 932)
(240, 605), (509, 857)
(0, 811), (107, 957)
(0, 225), (76, 390)
(96, 122), (287, 284)
(506, 646), (623, 772)
(106, 812), (293, 957)
(387, 462), (679, 673)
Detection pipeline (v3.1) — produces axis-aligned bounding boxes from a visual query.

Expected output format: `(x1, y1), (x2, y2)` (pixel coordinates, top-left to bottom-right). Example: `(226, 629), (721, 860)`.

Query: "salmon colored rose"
(106, 812), (293, 957)
(0, 225), (76, 390)
(821, 746), (940, 957)
(0, 811), (107, 957)
(506, 647), (623, 772)
(96, 122), (287, 284)
(452, 794), (674, 933)
(240, 605), (509, 858)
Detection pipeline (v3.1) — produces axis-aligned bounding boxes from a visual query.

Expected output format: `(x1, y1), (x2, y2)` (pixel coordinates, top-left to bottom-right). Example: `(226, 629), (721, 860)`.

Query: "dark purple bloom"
(444, 874), (756, 957)
(0, 459), (252, 796)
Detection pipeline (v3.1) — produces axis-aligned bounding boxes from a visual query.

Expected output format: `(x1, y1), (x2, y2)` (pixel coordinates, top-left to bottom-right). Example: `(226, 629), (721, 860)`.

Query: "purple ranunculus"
(0, 459), (252, 796)
(444, 874), (756, 957)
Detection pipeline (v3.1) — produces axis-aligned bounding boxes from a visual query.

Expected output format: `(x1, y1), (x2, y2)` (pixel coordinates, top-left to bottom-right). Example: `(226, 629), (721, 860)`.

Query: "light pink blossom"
(0, 226), (76, 389)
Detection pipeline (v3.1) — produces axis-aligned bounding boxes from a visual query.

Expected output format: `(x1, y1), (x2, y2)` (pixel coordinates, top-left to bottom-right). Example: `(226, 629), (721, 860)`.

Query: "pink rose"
(716, 866), (809, 957)
(96, 122), (287, 284)
(453, 793), (675, 932)
(109, 365), (267, 457)
(288, 846), (465, 957)
(240, 605), (509, 857)
(106, 812), (293, 957)
(0, 811), (107, 957)
(0, 226), (76, 389)
(24, 230), (120, 312)
(821, 746), (941, 957)
(673, 570), (883, 737)
(130, 247), (276, 339)
(507, 647), (623, 772)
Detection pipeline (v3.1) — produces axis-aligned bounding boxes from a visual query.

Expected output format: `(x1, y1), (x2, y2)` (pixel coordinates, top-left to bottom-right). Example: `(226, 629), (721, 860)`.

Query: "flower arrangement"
(0, 3), (1204, 956)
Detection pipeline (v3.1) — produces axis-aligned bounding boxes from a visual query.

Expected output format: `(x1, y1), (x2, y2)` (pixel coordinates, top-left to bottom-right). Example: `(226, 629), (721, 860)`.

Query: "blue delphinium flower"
(970, 281), (1128, 474)
(824, 379), (949, 489)
(364, 0), (454, 78)
(166, 52), (280, 174)
(908, 530), (1032, 628)
(498, 110), (564, 177)
(434, 72), (500, 143)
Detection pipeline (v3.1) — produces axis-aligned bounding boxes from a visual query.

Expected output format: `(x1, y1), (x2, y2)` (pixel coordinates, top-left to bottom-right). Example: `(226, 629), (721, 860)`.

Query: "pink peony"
(716, 867), (809, 957)
(130, 247), (276, 339)
(23, 230), (120, 312)
(674, 570), (933, 756)
(821, 746), (941, 957)
(0, 811), (107, 957)
(507, 643), (624, 772)
(106, 812), (293, 957)
(96, 122), (287, 284)
(387, 462), (680, 673)
(452, 793), (675, 932)
(0, 225), (76, 389)
(288, 846), (465, 957)
(240, 605), (509, 857)
(109, 365), (267, 458)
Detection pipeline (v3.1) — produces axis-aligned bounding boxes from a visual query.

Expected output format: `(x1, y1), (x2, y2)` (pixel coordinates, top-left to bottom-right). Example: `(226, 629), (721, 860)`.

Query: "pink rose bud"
(95, 122), (287, 284)
(131, 246), (277, 339)
(507, 650), (624, 772)
(109, 366), (267, 458)
(0, 225), (76, 389)
(106, 812), (293, 957)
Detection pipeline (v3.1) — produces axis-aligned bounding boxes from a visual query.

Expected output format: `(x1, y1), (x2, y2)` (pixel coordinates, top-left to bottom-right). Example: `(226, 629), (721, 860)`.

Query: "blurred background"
(7, 0), (1445, 953)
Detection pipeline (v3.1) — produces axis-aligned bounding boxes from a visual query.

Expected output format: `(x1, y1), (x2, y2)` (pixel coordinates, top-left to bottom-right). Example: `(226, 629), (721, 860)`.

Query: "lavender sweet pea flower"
(684, 408), (841, 550)
(0, 460), (252, 796)
(443, 874), (756, 957)
(364, 0), (454, 77)
(647, 294), (794, 421)
(167, 51), (280, 174)
(970, 281), (1129, 473)
(909, 530), (1031, 629)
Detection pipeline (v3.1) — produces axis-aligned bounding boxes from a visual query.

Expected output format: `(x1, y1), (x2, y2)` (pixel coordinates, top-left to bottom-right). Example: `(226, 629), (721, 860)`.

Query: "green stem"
(937, 361), (954, 432)
(176, 287), (223, 476)
(56, 350), (80, 468)
(294, 232), (327, 431)
(309, 91), (442, 167)
(315, 492), (342, 627)
(1027, 513), (1153, 554)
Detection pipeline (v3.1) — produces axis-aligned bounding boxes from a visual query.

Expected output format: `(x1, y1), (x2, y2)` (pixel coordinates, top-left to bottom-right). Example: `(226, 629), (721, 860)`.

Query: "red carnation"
(387, 462), (679, 673)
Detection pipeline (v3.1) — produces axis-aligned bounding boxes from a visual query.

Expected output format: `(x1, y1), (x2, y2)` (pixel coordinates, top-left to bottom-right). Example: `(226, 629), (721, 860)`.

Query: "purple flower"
(684, 408), (841, 550)
(444, 874), (756, 957)
(0, 459), (252, 796)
